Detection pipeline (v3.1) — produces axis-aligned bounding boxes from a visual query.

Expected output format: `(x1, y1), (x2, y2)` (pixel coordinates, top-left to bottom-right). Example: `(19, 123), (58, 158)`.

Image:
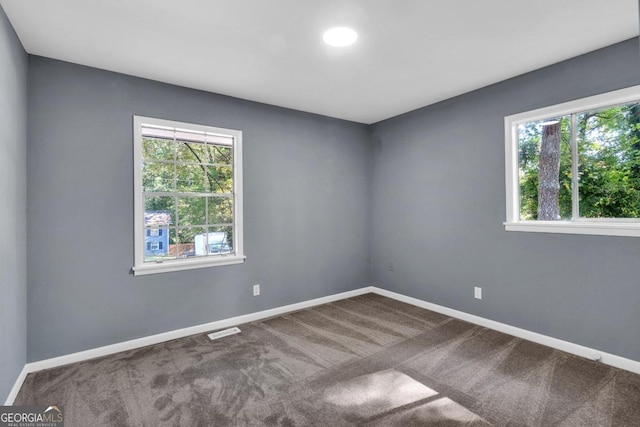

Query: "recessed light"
(323, 27), (358, 47)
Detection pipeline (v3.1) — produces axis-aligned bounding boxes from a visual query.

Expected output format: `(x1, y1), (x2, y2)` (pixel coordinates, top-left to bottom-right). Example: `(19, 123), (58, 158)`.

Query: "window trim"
(133, 116), (245, 276)
(504, 84), (640, 237)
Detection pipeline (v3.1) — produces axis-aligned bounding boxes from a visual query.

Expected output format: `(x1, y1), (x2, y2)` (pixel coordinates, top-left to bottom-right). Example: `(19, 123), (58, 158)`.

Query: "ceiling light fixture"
(323, 27), (358, 47)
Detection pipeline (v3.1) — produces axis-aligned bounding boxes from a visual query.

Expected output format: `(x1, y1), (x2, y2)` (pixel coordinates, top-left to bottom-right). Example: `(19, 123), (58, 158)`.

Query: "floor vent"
(207, 327), (241, 341)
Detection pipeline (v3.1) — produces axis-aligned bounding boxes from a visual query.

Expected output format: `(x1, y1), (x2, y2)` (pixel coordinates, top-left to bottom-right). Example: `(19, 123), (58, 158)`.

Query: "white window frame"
(133, 116), (245, 275)
(505, 85), (640, 237)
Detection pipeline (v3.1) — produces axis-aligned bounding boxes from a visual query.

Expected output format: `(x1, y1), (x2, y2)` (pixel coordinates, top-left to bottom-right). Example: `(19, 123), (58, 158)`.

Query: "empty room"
(2, 1), (640, 426)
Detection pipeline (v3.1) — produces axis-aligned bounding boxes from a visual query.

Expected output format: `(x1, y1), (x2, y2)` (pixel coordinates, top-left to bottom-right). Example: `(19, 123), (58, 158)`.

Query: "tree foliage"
(519, 102), (640, 220)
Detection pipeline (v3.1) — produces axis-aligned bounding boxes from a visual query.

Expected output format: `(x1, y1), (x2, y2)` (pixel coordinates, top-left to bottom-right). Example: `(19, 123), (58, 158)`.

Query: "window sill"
(133, 255), (246, 276)
(504, 221), (640, 237)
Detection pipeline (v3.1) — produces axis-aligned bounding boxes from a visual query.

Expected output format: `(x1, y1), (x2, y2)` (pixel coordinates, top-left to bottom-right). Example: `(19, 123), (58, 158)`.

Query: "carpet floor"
(15, 293), (640, 426)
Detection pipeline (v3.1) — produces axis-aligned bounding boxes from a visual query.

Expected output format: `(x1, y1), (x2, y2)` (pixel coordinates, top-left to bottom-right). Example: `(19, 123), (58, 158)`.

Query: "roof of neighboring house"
(145, 211), (172, 226)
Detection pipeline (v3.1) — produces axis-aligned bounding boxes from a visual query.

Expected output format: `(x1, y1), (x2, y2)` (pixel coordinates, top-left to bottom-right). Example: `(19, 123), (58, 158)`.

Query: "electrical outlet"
(474, 287), (482, 300)
(253, 284), (260, 296)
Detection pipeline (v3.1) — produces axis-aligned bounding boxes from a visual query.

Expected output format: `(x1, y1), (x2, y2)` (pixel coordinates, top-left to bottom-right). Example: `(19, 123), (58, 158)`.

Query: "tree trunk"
(538, 120), (562, 220)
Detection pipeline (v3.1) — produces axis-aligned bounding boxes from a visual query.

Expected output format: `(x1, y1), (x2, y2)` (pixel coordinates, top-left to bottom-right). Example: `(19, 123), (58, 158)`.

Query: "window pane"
(518, 116), (572, 220)
(213, 146), (233, 165)
(176, 164), (210, 192)
(208, 196), (234, 224)
(142, 137), (174, 161)
(174, 229), (195, 259)
(209, 226), (233, 255)
(144, 197), (175, 222)
(177, 227), (207, 258)
(209, 166), (234, 193)
(176, 196), (207, 227)
(577, 103), (640, 218)
(176, 141), (213, 164)
(143, 161), (174, 192)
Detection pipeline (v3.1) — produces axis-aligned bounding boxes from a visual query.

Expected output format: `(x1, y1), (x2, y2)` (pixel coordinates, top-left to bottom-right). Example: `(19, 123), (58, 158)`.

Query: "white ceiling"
(1, 0), (638, 124)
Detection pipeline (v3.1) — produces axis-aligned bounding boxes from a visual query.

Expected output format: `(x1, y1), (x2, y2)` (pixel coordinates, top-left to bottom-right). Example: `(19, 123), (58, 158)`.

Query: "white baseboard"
(370, 286), (640, 376)
(7, 284), (640, 404)
(4, 286), (375, 404)
(4, 365), (28, 405)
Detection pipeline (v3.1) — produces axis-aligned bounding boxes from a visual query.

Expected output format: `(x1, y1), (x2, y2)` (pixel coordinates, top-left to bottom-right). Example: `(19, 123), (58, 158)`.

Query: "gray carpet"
(14, 294), (640, 426)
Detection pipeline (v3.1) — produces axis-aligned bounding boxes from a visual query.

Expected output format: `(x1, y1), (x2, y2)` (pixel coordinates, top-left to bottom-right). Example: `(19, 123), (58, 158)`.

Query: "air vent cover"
(207, 327), (241, 341)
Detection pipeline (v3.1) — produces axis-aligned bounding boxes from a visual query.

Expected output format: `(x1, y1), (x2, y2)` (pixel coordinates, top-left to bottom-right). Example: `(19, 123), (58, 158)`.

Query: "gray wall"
(371, 38), (640, 361)
(27, 57), (371, 361)
(0, 6), (27, 400)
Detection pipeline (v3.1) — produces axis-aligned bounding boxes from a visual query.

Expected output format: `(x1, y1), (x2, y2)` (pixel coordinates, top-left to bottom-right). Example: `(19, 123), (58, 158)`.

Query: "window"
(505, 85), (640, 237)
(133, 116), (245, 275)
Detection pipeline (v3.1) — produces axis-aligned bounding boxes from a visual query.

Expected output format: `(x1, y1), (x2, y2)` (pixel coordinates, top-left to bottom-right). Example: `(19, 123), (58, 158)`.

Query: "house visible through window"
(133, 116), (245, 275)
(504, 85), (640, 237)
